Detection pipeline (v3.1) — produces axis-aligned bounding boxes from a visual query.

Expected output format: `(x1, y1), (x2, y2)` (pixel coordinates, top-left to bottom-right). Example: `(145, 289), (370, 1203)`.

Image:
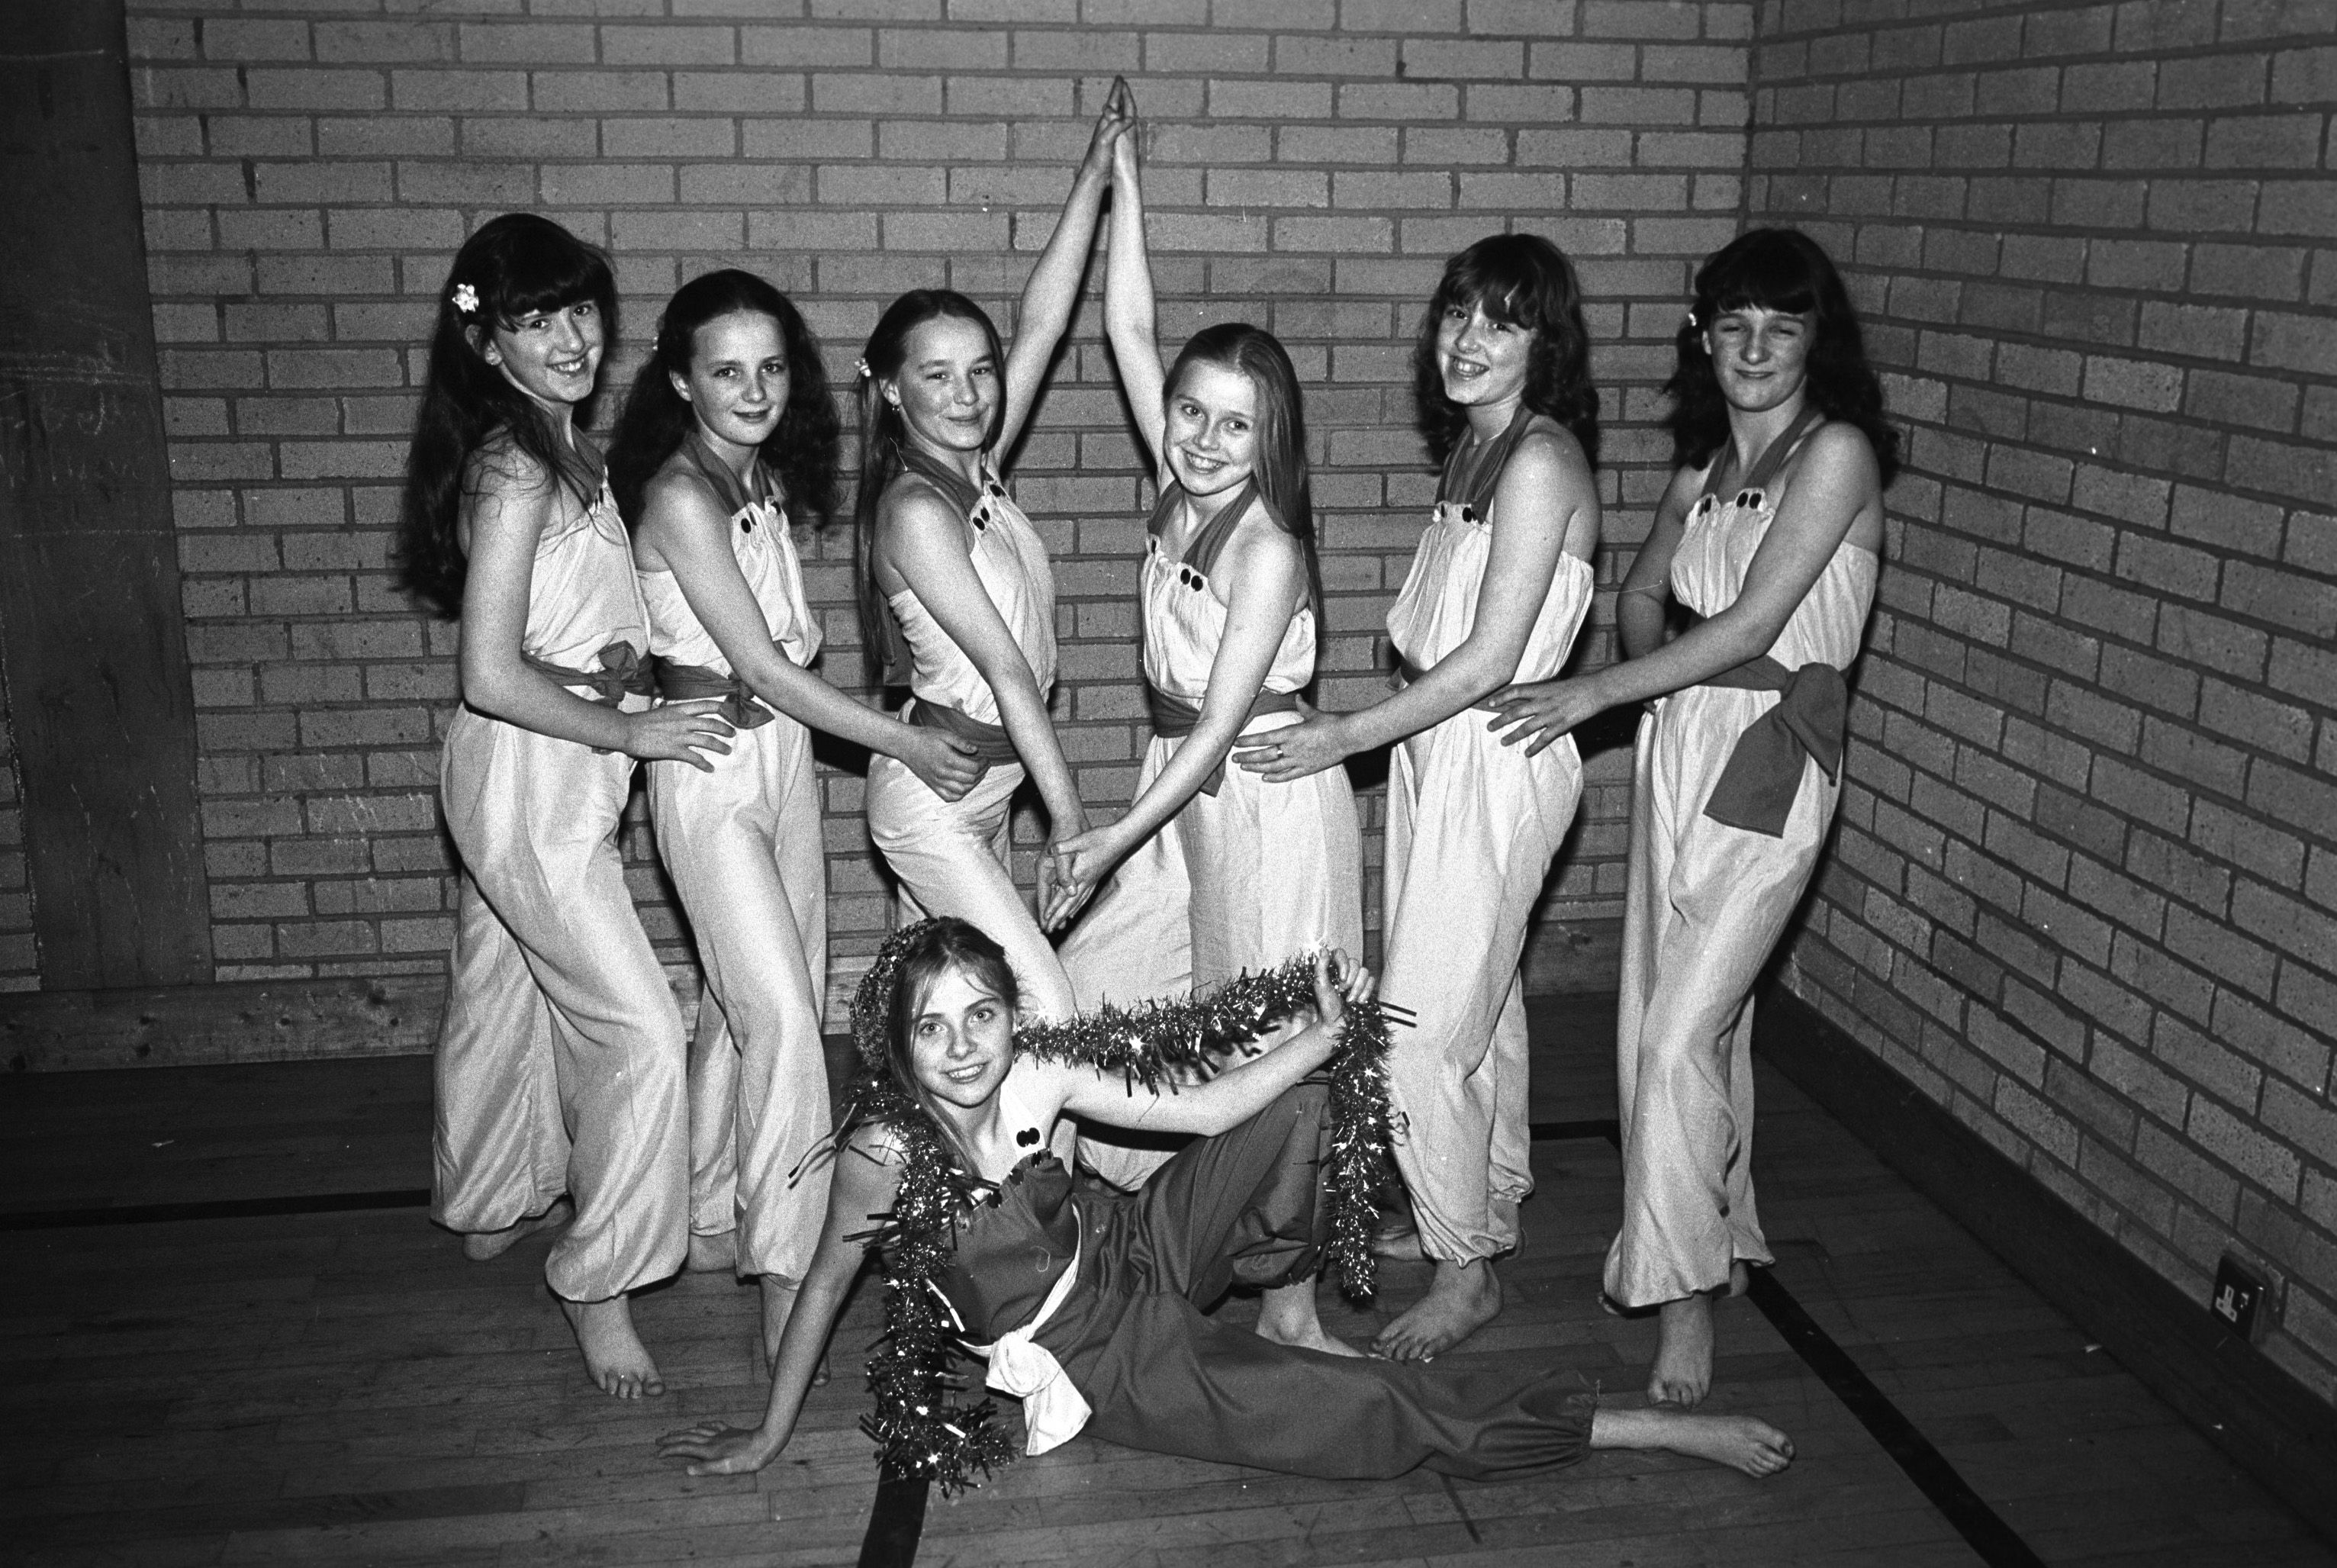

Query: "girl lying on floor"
(657, 916), (1794, 1484)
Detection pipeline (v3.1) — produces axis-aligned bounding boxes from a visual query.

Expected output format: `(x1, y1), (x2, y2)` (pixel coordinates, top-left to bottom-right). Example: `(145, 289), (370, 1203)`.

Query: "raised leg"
(869, 755), (1077, 1022)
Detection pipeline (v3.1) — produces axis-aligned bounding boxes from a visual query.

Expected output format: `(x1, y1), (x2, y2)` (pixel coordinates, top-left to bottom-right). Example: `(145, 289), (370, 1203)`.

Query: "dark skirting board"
(1753, 982), (2337, 1545)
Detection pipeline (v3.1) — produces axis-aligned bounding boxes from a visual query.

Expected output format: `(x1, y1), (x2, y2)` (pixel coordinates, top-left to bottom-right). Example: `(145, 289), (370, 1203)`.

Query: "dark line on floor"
(1527, 1118), (2046, 1568)
(0, 1187), (432, 1231)
(1527, 1117), (1622, 1143)
(1438, 1471), (1486, 1544)
(857, 1471), (928, 1568)
(1743, 1270), (2046, 1568)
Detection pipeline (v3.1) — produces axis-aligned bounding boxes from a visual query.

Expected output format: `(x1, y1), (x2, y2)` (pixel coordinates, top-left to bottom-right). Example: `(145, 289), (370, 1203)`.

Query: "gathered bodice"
(526, 478), (651, 668)
(638, 450), (821, 674)
(1386, 411), (1592, 685)
(932, 1154), (1082, 1343)
(1141, 478), (1315, 709)
(884, 462), (1057, 726)
(1671, 470), (1877, 673)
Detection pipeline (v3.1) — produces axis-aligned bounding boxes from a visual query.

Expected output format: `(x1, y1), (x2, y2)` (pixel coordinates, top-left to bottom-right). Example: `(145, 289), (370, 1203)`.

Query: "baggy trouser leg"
(439, 710), (688, 1303)
(1379, 720), (1580, 1264)
(1605, 694), (1832, 1307)
(866, 755), (1077, 1023)
(654, 716), (833, 1283)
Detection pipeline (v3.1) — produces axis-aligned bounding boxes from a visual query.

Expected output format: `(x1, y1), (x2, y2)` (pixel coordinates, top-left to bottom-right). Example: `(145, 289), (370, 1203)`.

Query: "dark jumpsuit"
(933, 1083), (1596, 1480)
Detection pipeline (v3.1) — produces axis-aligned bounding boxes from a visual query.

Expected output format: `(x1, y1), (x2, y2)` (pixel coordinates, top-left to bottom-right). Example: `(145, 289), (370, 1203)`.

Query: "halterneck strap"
(1144, 478), (1184, 543)
(896, 446), (984, 521)
(1700, 401), (1827, 507)
(1437, 403), (1536, 514)
(1181, 475), (1263, 581)
(680, 432), (765, 517)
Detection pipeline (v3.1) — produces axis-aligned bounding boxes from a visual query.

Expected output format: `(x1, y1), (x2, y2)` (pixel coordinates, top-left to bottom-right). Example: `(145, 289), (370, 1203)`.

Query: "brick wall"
(98, 0), (1757, 1016)
(1747, 0), (2337, 1400)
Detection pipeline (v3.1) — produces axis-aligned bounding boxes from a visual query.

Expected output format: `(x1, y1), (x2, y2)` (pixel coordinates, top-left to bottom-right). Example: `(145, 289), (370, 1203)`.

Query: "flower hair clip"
(854, 356), (872, 378)
(451, 283), (479, 316)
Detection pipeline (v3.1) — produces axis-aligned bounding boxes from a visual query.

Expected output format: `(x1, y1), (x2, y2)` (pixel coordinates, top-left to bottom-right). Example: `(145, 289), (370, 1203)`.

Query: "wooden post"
(0, 2), (211, 987)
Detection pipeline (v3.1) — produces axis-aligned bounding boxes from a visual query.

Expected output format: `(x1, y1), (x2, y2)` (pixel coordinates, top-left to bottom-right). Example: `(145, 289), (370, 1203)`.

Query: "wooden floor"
(2, 1000), (2329, 1566)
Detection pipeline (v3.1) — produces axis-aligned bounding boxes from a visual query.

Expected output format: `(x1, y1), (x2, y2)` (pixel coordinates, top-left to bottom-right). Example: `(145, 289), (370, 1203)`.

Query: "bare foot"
(1650, 1292), (1715, 1406)
(1255, 1280), (1365, 1358)
(759, 1275), (829, 1386)
(1592, 1405), (1793, 1477)
(560, 1293), (665, 1399)
(687, 1228), (738, 1273)
(1372, 1258), (1500, 1361)
(459, 1198), (572, 1261)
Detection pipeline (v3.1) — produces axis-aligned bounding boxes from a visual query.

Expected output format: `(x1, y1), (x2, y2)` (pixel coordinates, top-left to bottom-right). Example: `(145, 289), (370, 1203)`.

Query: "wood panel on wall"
(0, 0), (211, 989)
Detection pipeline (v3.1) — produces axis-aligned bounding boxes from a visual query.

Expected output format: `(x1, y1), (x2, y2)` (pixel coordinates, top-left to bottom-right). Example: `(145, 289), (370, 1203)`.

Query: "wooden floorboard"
(0, 999), (2326, 1566)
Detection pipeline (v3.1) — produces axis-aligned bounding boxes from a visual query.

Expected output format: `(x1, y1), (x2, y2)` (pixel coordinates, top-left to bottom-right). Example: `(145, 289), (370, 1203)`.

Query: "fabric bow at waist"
(1394, 656), (1501, 715)
(1145, 684), (1302, 795)
(654, 661), (773, 729)
(1695, 655), (1847, 837)
(960, 1228), (1090, 1456)
(909, 697), (1020, 766)
(523, 640), (655, 705)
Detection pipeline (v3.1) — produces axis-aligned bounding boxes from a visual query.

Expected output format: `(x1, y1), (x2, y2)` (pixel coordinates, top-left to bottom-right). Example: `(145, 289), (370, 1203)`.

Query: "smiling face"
(1435, 296), (1537, 414)
(906, 964), (1017, 1115)
(481, 299), (605, 412)
(886, 314), (1000, 459)
(1704, 304), (1813, 417)
(674, 309), (790, 462)
(1164, 359), (1261, 499)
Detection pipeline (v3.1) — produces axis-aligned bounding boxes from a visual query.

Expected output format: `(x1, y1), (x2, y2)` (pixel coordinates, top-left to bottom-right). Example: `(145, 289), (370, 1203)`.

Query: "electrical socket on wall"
(2211, 1255), (2270, 1343)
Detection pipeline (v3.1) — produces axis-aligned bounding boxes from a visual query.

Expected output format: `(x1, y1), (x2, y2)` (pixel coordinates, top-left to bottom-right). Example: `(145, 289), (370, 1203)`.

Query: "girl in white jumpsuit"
(1238, 235), (1605, 1363)
(1051, 115), (1363, 1191)
(606, 269), (985, 1364)
(853, 86), (1136, 1034)
(1490, 228), (1891, 1408)
(398, 215), (735, 1400)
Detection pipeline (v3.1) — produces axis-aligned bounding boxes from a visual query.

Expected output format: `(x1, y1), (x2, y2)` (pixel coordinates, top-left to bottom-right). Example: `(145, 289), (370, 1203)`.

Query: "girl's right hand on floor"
(623, 702), (735, 771)
(656, 1420), (778, 1476)
(903, 729), (987, 801)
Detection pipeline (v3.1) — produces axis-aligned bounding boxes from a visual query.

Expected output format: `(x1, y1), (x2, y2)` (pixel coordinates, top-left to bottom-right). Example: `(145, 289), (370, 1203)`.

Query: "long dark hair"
(851, 290), (1007, 674)
(1163, 323), (1323, 615)
(1663, 227), (1900, 485)
(394, 214), (617, 620)
(1413, 233), (1601, 469)
(605, 268), (840, 530)
(884, 917), (1022, 1168)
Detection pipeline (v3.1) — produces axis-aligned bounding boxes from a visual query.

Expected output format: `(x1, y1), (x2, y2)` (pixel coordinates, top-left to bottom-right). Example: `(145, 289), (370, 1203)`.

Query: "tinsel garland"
(839, 922), (1394, 1496)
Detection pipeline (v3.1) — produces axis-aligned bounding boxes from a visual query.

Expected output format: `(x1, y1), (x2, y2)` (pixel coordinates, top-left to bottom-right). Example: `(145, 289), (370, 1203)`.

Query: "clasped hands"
(1037, 830), (1109, 932)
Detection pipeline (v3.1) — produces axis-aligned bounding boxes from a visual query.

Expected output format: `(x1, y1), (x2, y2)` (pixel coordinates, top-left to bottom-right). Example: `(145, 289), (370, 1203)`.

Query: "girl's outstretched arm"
(459, 447), (734, 769)
(656, 1127), (904, 1475)
(1047, 519), (1305, 917)
(884, 486), (1086, 839)
(1103, 107), (1167, 473)
(639, 472), (985, 798)
(1235, 425), (1596, 782)
(1486, 422), (1879, 755)
(997, 79), (1134, 456)
(1052, 950), (1373, 1135)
